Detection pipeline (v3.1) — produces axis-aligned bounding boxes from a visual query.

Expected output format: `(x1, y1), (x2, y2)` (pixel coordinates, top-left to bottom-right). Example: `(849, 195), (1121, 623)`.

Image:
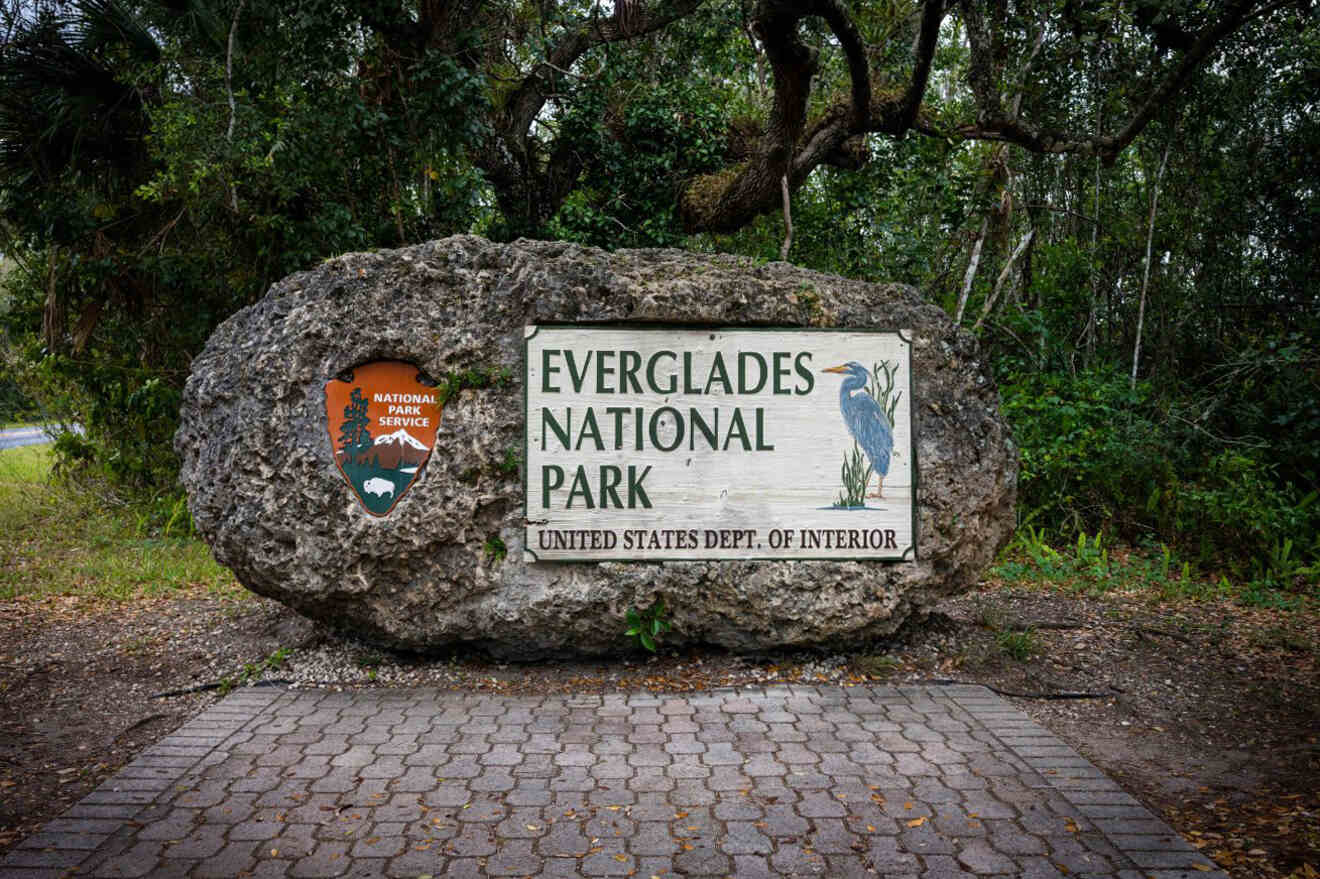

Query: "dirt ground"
(1, 585), (1316, 878)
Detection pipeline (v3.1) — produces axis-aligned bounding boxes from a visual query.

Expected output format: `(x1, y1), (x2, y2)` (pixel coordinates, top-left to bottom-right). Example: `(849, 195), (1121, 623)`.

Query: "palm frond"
(0, 1), (158, 184)
(73, 0), (162, 64)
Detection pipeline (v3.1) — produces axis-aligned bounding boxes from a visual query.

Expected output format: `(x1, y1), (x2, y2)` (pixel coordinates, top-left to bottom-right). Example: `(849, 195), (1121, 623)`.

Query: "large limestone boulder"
(176, 236), (1016, 658)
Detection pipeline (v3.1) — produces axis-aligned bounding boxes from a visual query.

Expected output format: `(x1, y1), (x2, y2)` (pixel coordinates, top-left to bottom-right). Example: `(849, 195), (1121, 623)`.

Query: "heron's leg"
(868, 472), (885, 498)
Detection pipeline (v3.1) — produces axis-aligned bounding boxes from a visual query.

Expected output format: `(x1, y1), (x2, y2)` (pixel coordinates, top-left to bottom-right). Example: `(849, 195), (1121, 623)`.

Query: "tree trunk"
(42, 248), (63, 349)
(955, 217), (988, 325)
(779, 174), (793, 261)
(1131, 143), (1170, 389)
(974, 227), (1034, 332)
(226, 0), (246, 213)
(1086, 139), (1101, 365)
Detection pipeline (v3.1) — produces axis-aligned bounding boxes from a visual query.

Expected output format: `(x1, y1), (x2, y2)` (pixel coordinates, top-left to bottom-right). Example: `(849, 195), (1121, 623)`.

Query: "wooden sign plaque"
(524, 326), (915, 562)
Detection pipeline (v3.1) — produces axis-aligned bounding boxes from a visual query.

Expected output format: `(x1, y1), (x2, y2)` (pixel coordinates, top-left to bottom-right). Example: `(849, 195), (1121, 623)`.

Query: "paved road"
(0, 684), (1223, 879)
(0, 425), (54, 451)
(0, 423), (84, 451)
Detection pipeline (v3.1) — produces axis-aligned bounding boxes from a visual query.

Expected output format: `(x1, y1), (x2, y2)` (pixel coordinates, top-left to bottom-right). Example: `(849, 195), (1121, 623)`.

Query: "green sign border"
(523, 324), (918, 563)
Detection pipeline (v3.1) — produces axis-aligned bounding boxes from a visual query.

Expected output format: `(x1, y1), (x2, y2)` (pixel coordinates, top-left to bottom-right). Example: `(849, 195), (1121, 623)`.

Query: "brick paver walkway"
(1, 684), (1223, 878)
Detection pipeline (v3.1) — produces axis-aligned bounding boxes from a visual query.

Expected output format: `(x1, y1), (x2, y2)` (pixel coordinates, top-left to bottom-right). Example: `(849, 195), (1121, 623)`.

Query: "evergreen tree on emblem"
(337, 387), (373, 465)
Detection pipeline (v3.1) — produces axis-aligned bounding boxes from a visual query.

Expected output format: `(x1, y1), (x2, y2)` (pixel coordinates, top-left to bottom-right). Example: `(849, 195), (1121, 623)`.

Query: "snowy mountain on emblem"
(374, 428), (429, 451)
(356, 428), (430, 469)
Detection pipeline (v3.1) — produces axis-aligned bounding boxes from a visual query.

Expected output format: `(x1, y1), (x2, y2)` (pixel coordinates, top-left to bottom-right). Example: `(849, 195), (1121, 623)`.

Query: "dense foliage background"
(1, 0), (1316, 584)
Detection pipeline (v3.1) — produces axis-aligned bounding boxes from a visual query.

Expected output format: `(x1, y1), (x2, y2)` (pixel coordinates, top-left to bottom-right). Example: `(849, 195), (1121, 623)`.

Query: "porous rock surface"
(176, 236), (1016, 658)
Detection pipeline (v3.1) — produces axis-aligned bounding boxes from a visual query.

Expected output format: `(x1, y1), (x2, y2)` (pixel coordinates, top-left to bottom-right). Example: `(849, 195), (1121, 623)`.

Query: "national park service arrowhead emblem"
(325, 361), (441, 516)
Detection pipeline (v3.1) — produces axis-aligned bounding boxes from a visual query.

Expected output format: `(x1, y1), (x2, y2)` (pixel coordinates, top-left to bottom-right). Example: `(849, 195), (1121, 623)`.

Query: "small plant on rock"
(498, 448), (521, 476)
(484, 535), (507, 563)
(625, 597), (672, 653)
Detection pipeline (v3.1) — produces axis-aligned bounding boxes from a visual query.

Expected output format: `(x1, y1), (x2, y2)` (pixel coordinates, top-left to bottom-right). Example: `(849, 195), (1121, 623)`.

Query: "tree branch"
(949, 0), (1273, 162)
(811, 0), (870, 128)
(896, 0), (945, 131)
(504, 0), (707, 137)
(1108, 0), (1258, 156)
(475, 0), (706, 232)
(681, 0), (948, 233)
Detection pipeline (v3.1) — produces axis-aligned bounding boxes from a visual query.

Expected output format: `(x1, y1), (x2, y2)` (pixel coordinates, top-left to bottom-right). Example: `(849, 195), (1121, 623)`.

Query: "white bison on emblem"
(363, 477), (395, 498)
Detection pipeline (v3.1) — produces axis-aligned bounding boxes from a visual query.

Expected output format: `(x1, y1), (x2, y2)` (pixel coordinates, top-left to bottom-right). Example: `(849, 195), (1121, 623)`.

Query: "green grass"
(0, 442), (51, 484)
(995, 629), (1039, 661)
(991, 524), (1317, 609)
(0, 445), (246, 601)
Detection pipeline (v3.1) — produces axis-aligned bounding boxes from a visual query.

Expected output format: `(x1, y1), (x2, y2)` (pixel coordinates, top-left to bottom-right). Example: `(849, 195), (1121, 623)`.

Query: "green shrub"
(1173, 452), (1317, 567)
(0, 373), (37, 423)
(999, 368), (1319, 577)
(999, 369), (1174, 537)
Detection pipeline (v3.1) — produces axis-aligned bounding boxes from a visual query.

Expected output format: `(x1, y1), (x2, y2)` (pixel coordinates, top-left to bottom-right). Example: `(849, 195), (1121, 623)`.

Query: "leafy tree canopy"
(0, 0), (1316, 572)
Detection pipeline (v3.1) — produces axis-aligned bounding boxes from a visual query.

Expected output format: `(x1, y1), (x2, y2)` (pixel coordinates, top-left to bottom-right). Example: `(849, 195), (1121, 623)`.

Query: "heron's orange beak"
(822, 365), (848, 374)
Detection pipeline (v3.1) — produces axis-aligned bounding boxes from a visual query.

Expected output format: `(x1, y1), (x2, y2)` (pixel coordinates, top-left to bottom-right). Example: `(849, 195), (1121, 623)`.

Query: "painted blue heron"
(823, 361), (893, 498)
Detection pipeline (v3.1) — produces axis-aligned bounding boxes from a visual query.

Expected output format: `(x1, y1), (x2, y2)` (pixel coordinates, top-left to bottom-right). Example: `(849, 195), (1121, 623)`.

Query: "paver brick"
(191, 841), (262, 878)
(349, 830), (405, 858)
(894, 752), (941, 776)
(86, 840), (165, 877)
(958, 837), (1020, 873)
(2, 848), (89, 868)
(987, 821), (1049, 854)
(669, 778), (716, 806)
(1128, 848), (1220, 869)
(287, 840), (351, 877)
(230, 767), (285, 793)
(589, 787), (637, 809)
(1107, 832), (1183, 849)
(770, 842), (828, 875)
(922, 853), (977, 877)
(1046, 834), (1119, 874)
(158, 825), (229, 860)
(581, 848), (635, 876)
(808, 817), (862, 854)
(486, 838), (543, 875)
(375, 735), (420, 756)
(537, 821), (590, 857)
(468, 769), (515, 791)
(39, 817), (122, 836)
(80, 789), (159, 807)
(1093, 816), (1177, 835)
(230, 819), (284, 840)
(506, 780), (552, 807)
(0, 866), (64, 879)
(627, 821), (678, 856)
(931, 805), (990, 838)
